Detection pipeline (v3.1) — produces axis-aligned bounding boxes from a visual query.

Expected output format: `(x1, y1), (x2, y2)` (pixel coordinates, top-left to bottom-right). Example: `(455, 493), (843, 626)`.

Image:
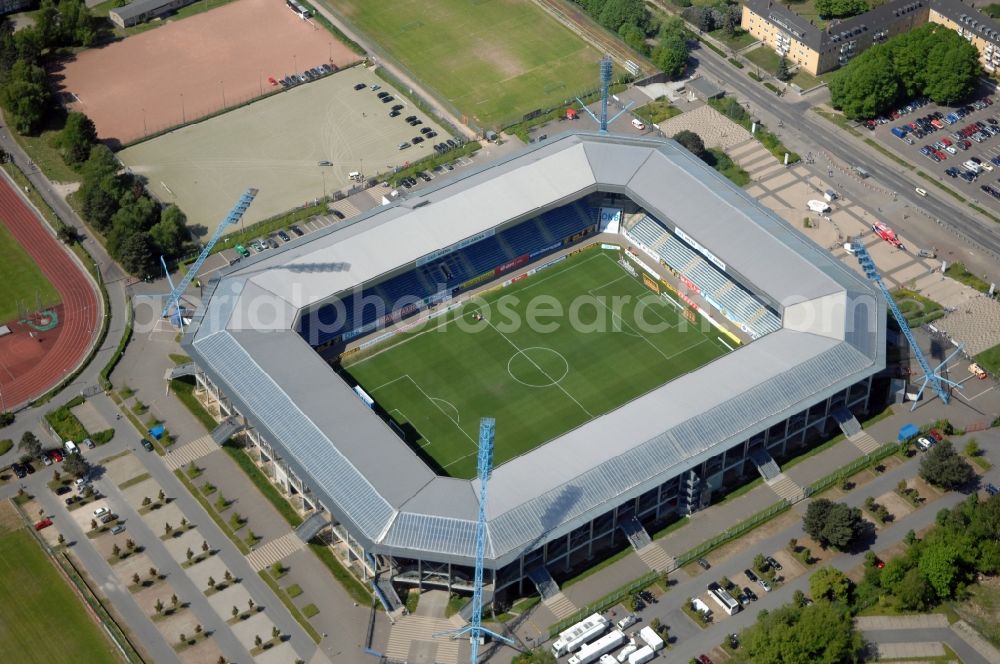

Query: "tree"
(149, 567), (158, 579)
(815, 0), (868, 18)
(224, 570), (233, 583)
(776, 56), (791, 82)
(57, 533), (65, 545)
(149, 205), (187, 257)
(788, 538), (798, 552)
(132, 573), (141, 586)
(142, 496), (152, 507)
(672, 129), (705, 158)
(829, 45), (901, 119)
(164, 522), (173, 536)
(742, 600), (862, 664)
(62, 453), (90, 479)
(154, 598), (164, 614)
(271, 626), (280, 640)
(964, 439), (980, 458)
(722, 5), (740, 36)
(18, 431), (41, 458)
(810, 566), (851, 603)
(112, 543), (121, 558)
(597, 0), (647, 33)
(115, 231), (158, 277)
(920, 441), (974, 489)
(803, 499), (834, 540)
(126, 538), (135, 550)
(186, 548), (194, 562)
(171, 594), (179, 609)
(254, 634), (263, 649)
(896, 567), (933, 610)
(918, 541), (961, 599)
(822, 503), (865, 549)
(922, 26), (981, 104)
(1, 60), (50, 134)
(158, 489), (165, 502)
(59, 112), (98, 166)
(202, 539), (209, 553)
(90, 518), (98, 531)
(207, 576), (216, 589)
(653, 31), (688, 79)
(232, 605), (239, 619)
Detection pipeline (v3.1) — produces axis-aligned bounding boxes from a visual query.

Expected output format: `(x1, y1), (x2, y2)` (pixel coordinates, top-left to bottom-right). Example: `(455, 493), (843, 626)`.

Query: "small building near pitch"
(109, 0), (196, 29)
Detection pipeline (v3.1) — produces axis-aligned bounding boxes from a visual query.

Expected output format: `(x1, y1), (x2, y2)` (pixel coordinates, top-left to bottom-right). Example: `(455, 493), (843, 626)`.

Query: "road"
(861, 627), (989, 664)
(685, 44), (1000, 264)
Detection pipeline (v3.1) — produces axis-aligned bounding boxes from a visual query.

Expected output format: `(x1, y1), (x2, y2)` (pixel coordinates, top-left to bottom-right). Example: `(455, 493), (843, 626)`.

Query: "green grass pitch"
(0, 527), (119, 663)
(343, 249), (731, 479)
(333, 0), (606, 127)
(0, 222), (61, 325)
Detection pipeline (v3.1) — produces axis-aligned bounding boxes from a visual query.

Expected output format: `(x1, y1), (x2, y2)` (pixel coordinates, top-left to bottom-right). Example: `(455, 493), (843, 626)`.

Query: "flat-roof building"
(108, 0), (196, 29)
(742, 0), (1000, 75)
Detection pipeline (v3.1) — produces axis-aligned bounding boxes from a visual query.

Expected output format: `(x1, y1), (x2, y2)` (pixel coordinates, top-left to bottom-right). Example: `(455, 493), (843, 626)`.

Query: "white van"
(64, 440), (79, 455)
(807, 199), (831, 213)
(348, 171), (361, 181)
(631, 118), (645, 130)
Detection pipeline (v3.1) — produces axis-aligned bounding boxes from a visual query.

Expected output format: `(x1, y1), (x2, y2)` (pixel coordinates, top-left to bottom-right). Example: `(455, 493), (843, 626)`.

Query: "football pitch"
(0, 222), (60, 324)
(343, 249), (731, 479)
(332, 0), (606, 127)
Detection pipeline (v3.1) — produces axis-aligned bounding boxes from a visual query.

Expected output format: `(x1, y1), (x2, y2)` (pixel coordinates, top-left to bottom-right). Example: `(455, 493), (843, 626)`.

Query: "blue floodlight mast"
(576, 56), (632, 133)
(852, 239), (963, 409)
(434, 417), (513, 662)
(161, 188), (258, 321)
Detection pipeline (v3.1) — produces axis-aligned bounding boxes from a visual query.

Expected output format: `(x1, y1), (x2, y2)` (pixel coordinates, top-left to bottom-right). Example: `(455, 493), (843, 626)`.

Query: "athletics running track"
(0, 174), (98, 409)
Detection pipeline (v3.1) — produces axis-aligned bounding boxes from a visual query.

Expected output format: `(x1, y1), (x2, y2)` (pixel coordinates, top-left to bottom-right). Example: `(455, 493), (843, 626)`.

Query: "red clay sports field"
(0, 176), (99, 409)
(53, 0), (361, 145)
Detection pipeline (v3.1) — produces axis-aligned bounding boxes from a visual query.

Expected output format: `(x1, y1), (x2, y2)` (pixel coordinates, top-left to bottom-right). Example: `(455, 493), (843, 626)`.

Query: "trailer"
(616, 641), (639, 663)
(568, 630), (626, 664)
(627, 646), (655, 664)
(638, 626), (664, 652)
(552, 614), (610, 657)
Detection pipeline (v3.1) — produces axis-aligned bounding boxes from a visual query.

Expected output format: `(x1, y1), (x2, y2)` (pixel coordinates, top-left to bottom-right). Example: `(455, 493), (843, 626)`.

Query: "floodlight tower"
(434, 417), (514, 663)
(852, 239), (964, 409)
(161, 188), (258, 326)
(576, 56), (632, 133)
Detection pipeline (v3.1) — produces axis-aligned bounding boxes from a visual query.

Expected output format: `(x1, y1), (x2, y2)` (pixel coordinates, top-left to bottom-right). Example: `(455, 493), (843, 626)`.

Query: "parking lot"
(867, 86), (1000, 213)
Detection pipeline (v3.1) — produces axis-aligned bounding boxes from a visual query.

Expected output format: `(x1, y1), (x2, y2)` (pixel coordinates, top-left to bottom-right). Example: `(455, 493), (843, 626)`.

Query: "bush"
(0, 439), (12, 455)
(45, 404), (88, 443)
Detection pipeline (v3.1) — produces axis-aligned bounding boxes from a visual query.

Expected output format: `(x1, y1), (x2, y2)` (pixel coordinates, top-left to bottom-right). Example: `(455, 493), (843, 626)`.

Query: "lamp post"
(220, 81), (226, 109)
(180, 93), (185, 123)
(142, 108), (147, 136)
(293, 54), (297, 74)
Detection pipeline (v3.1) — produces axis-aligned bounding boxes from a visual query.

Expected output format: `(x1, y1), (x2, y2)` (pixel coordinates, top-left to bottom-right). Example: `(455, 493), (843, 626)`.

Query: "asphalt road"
(862, 627), (989, 664)
(687, 45), (1000, 264)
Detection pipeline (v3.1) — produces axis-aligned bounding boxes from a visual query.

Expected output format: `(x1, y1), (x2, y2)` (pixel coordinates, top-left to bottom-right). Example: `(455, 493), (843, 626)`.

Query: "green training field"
(343, 249), (731, 478)
(0, 222), (61, 324)
(332, 0), (605, 127)
(0, 527), (119, 664)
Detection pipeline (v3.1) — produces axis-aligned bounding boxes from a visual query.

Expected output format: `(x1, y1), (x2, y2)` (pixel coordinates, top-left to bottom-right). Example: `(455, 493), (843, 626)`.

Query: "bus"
(286, 0), (311, 19)
(707, 583), (741, 616)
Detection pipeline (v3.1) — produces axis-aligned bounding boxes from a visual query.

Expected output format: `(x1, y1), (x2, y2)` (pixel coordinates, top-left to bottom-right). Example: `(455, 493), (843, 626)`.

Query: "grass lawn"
(708, 28), (757, 51)
(892, 288), (945, 326)
(9, 114), (81, 184)
(706, 147), (750, 187)
(745, 46), (782, 74)
(945, 262), (992, 293)
(976, 342), (1000, 376)
(0, 528), (119, 663)
(343, 249), (730, 478)
(329, 0), (607, 127)
(789, 68), (823, 90)
(0, 222), (62, 324)
(634, 98), (683, 125)
(171, 377), (218, 432)
(782, 0), (828, 28)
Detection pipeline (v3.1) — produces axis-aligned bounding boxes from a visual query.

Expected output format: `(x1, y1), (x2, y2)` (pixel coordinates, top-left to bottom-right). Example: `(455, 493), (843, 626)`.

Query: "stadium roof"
(185, 131), (885, 567)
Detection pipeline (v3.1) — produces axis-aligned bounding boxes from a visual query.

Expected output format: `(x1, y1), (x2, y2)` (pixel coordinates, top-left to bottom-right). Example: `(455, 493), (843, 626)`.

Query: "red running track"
(0, 175), (98, 409)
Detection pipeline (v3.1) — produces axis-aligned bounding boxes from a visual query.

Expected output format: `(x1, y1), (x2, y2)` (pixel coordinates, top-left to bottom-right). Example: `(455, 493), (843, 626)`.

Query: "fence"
(548, 570), (658, 638)
(807, 442), (901, 496)
(675, 500), (791, 568)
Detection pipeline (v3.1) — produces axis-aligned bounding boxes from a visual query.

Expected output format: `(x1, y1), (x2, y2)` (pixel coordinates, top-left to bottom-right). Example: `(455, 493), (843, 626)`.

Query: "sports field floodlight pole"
(161, 188), (258, 325)
(852, 238), (963, 410)
(576, 56), (632, 134)
(433, 418), (513, 662)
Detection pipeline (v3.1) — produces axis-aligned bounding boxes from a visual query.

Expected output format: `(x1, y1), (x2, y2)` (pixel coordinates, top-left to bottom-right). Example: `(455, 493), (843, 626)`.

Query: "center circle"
(507, 347), (569, 388)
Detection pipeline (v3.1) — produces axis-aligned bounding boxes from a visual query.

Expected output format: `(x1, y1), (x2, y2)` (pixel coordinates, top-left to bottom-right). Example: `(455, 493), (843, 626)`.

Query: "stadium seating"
(299, 202), (598, 346)
(626, 216), (781, 338)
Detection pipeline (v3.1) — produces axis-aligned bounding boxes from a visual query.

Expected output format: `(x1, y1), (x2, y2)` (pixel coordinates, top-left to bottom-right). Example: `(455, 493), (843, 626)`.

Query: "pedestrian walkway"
(766, 473), (804, 502)
(164, 435), (219, 470)
(636, 542), (674, 572)
(543, 592), (577, 620)
(246, 532), (307, 571)
(856, 615), (950, 630)
(951, 620), (1000, 663)
(385, 614), (463, 664)
(849, 431), (882, 454)
(876, 642), (946, 659)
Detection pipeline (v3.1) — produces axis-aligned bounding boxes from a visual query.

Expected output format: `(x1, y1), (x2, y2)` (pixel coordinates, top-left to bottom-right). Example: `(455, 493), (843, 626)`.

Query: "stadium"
(183, 132), (886, 604)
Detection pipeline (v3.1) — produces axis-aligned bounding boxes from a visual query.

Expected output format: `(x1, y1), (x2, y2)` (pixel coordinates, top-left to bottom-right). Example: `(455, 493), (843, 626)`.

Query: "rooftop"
(184, 131), (885, 566)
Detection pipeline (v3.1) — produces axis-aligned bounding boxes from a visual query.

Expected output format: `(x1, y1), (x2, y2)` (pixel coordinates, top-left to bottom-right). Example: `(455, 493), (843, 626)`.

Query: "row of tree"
(77, 144), (189, 276)
(830, 23), (982, 119)
(0, 0), (98, 133)
(815, 0), (869, 19)
(569, 0), (691, 79)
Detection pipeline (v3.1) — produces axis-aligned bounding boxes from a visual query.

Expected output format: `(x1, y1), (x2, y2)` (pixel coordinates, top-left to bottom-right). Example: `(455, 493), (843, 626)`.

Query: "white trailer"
(627, 646), (655, 664)
(568, 630), (626, 664)
(552, 614), (610, 657)
(638, 626), (664, 652)
(599, 655), (617, 664)
(616, 641), (638, 663)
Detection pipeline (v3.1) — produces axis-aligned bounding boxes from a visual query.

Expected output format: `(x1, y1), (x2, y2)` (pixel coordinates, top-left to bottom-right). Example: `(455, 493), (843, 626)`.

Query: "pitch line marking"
(482, 316), (594, 419)
(507, 347), (570, 388)
(405, 375), (478, 448)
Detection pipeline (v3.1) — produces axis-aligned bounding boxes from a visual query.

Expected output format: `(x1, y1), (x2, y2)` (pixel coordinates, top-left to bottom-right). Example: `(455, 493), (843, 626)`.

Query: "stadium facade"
(183, 132), (885, 600)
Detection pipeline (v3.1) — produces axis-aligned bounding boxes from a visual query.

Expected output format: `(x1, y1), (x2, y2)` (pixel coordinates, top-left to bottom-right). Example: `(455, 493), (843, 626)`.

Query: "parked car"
(697, 558), (711, 570)
(55, 485), (71, 496)
(235, 244), (250, 258)
(277, 230), (291, 242)
(757, 577), (772, 592)
(743, 586), (758, 602)
(93, 507), (109, 517)
(289, 225), (304, 237)
(744, 568), (758, 583)
(49, 450), (63, 462)
(111, 524), (126, 535)
(34, 519), (53, 531)
(872, 556), (886, 569)
(986, 483), (999, 496)
(916, 435), (936, 451)
(64, 496), (79, 506)
(141, 438), (155, 452)
(766, 556), (782, 571)
(354, 83), (366, 90)
(41, 454), (53, 466)
(83, 438), (95, 449)
(616, 614), (637, 630)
